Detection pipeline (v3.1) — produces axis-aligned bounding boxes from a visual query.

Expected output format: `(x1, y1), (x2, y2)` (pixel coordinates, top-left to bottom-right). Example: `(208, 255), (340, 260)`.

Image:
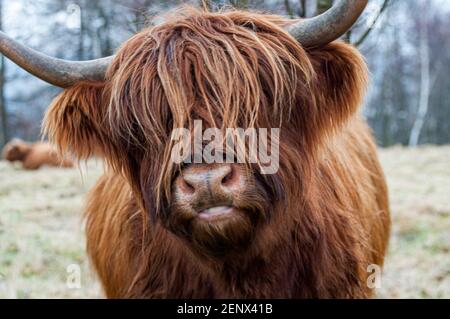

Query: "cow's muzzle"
(173, 163), (244, 221)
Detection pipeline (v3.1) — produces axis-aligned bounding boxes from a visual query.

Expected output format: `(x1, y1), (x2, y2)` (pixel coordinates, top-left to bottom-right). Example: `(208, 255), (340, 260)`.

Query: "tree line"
(0, 0), (448, 148)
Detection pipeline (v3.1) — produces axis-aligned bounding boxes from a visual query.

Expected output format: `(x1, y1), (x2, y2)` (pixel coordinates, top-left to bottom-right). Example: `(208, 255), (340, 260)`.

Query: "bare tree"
(0, 0), (7, 148)
(316, 0), (332, 15)
(299, 0), (307, 17)
(284, 0), (295, 18)
(354, 0), (390, 47)
(409, 2), (431, 146)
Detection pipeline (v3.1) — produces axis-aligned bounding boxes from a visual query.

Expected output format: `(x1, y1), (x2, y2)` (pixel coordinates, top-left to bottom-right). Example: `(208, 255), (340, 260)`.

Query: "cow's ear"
(43, 82), (110, 160)
(306, 42), (368, 135)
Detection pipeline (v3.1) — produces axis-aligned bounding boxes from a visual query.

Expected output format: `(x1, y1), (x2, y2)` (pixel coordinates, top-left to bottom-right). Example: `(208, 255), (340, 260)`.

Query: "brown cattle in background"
(0, 1), (390, 298)
(2, 138), (74, 170)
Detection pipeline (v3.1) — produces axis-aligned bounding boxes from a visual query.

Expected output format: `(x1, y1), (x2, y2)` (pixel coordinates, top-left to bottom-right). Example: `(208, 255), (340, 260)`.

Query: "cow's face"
(98, 10), (314, 257)
(43, 9), (367, 259)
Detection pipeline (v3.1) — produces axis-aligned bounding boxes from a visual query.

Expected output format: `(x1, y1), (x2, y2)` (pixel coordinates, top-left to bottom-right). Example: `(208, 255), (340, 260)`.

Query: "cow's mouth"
(166, 163), (275, 257)
(197, 205), (235, 220)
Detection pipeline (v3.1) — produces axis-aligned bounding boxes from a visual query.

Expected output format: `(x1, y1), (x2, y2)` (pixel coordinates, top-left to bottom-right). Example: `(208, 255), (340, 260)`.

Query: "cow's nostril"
(176, 164), (240, 198)
(221, 167), (234, 186)
(181, 177), (195, 194)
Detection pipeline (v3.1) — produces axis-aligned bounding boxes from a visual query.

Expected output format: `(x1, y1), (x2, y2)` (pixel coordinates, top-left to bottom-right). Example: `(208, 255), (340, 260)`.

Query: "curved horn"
(285, 0), (368, 48)
(0, 31), (113, 88)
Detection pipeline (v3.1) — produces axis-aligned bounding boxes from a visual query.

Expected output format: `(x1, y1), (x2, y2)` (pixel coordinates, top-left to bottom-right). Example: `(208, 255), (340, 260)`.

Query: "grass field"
(0, 146), (449, 298)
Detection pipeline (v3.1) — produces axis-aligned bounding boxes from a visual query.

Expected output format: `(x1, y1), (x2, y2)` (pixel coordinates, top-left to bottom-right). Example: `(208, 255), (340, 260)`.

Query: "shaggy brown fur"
(43, 7), (390, 298)
(2, 138), (73, 170)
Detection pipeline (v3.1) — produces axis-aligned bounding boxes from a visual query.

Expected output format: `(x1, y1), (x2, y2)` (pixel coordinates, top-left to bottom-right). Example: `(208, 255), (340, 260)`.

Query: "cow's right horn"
(0, 31), (113, 88)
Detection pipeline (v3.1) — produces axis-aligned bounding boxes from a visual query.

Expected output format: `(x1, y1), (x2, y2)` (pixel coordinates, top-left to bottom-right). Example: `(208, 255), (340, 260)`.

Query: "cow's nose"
(176, 163), (241, 199)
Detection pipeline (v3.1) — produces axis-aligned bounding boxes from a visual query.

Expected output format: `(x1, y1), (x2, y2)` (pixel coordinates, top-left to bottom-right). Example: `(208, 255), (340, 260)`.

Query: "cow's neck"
(190, 237), (300, 298)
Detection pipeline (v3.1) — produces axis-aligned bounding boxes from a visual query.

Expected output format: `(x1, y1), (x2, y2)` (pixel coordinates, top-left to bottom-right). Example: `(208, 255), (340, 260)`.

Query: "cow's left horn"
(285, 0), (368, 48)
(0, 31), (113, 88)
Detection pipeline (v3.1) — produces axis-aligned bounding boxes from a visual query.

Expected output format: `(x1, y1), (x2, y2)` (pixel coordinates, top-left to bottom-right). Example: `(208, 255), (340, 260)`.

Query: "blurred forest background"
(0, 0), (449, 148)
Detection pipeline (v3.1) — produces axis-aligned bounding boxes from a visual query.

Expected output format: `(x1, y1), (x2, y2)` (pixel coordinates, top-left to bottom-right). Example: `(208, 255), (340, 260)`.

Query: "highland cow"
(0, 0), (390, 298)
(2, 138), (73, 170)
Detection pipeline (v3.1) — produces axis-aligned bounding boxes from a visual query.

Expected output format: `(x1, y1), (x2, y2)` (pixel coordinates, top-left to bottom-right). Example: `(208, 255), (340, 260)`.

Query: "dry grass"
(0, 146), (449, 298)
(0, 161), (103, 298)
(377, 146), (450, 298)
